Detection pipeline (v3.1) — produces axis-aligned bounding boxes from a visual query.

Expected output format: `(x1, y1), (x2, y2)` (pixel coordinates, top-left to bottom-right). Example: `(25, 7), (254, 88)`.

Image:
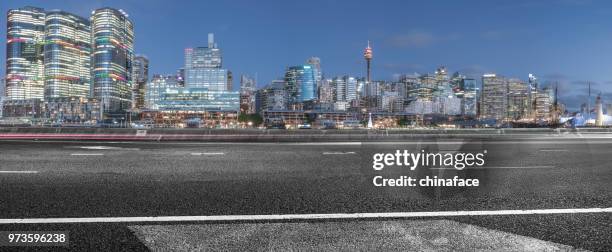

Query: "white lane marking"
(322, 151), (356, 155)
(1, 208), (610, 224)
(70, 153), (104, 156)
(429, 166), (555, 170)
(0, 171), (38, 174)
(539, 149), (568, 152)
(190, 152), (225, 156)
(79, 146), (120, 150)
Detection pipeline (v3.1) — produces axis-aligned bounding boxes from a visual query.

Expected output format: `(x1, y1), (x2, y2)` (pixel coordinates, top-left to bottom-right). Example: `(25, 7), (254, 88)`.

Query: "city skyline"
(2, 0), (612, 110)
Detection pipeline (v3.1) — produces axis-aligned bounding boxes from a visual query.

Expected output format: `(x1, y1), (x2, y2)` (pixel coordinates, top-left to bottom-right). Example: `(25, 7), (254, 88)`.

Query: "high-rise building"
(43, 10), (91, 100)
(227, 70), (233, 91)
(146, 33), (239, 116)
(306, 57), (322, 89)
(461, 78), (478, 117)
(284, 65), (316, 103)
(5, 6), (46, 101)
(91, 8), (134, 114)
(535, 88), (553, 121)
(239, 75), (256, 114)
(480, 73), (507, 121)
(131, 55), (149, 110)
(318, 79), (334, 103)
(184, 33), (228, 91)
(331, 75), (357, 103)
(506, 79), (529, 120)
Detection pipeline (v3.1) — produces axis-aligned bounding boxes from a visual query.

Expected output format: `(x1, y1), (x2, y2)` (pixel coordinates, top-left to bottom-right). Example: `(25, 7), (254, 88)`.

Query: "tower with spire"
(364, 41), (373, 83)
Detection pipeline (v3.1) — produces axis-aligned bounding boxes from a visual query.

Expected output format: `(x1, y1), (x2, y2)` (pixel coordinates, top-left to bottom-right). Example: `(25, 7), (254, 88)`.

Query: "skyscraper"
(480, 73), (507, 121)
(284, 65), (316, 103)
(240, 74), (256, 114)
(332, 75), (357, 102)
(91, 8), (134, 114)
(461, 78), (478, 117)
(306, 57), (322, 89)
(5, 6), (46, 101)
(132, 55), (149, 109)
(184, 33), (228, 91)
(43, 10), (91, 100)
(506, 79), (529, 120)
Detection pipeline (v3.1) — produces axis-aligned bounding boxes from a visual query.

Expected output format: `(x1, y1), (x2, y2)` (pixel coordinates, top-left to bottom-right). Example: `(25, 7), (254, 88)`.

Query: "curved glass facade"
(43, 10), (91, 99)
(91, 8), (134, 113)
(5, 6), (46, 100)
(285, 65), (316, 103)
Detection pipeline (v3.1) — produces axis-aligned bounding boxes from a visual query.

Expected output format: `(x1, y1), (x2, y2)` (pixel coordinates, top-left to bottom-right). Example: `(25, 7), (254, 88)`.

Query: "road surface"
(0, 135), (610, 250)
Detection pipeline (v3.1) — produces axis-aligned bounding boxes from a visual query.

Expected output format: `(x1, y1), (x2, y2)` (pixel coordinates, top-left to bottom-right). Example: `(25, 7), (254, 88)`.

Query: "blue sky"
(2, 0), (612, 110)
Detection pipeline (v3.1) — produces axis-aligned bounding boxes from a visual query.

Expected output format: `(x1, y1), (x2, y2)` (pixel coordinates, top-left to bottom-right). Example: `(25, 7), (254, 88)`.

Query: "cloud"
(386, 31), (435, 48)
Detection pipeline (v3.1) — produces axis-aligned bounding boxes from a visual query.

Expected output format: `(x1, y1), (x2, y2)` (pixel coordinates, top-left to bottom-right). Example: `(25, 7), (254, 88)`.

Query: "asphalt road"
(0, 136), (611, 250)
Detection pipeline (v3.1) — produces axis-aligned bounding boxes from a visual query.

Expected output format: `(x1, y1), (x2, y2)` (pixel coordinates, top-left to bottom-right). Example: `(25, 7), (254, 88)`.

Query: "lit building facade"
(132, 55), (149, 109)
(145, 74), (180, 110)
(6, 6), (46, 101)
(145, 33), (239, 120)
(480, 73), (507, 121)
(91, 8), (134, 114)
(239, 75), (256, 114)
(43, 10), (91, 100)
(184, 33), (228, 91)
(506, 79), (529, 120)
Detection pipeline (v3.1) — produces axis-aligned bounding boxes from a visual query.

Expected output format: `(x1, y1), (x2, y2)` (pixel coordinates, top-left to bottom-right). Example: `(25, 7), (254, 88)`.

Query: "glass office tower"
(284, 65), (316, 103)
(184, 33), (228, 91)
(91, 8), (134, 114)
(43, 10), (91, 99)
(132, 55), (149, 109)
(5, 6), (46, 101)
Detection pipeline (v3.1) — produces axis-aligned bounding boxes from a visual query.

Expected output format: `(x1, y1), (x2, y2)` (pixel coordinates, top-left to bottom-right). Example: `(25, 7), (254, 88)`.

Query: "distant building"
(184, 33), (228, 91)
(145, 74), (180, 110)
(256, 80), (289, 112)
(306, 57), (322, 89)
(318, 79), (335, 103)
(506, 79), (529, 120)
(461, 78), (478, 117)
(239, 75), (256, 114)
(284, 65), (316, 103)
(132, 55), (149, 110)
(146, 33), (240, 118)
(480, 73), (507, 121)
(535, 88), (553, 121)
